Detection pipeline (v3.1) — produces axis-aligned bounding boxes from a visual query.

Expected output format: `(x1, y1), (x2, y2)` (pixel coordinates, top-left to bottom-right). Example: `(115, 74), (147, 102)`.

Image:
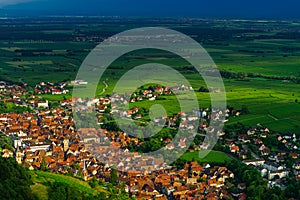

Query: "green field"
(180, 150), (233, 163)
(1, 17), (300, 133)
(31, 171), (95, 194)
(30, 170), (110, 199)
(40, 94), (72, 101)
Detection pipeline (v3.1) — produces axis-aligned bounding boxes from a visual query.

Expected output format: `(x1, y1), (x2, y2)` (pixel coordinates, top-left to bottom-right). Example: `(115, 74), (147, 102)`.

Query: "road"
(242, 144), (260, 159)
(99, 80), (108, 95)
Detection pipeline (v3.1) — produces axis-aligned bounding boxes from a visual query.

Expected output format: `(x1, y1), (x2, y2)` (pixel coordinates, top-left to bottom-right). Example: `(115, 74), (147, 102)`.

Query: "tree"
(109, 168), (119, 186)
(263, 186), (284, 200)
(241, 105), (250, 114)
(48, 182), (91, 200)
(0, 157), (33, 200)
(237, 72), (246, 80)
(263, 136), (279, 147)
(284, 178), (300, 199)
(48, 182), (67, 200)
(198, 86), (209, 92)
(96, 192), (107, 199)
(41, 156), (48, 171)
(119, 182), (127, 195)
(89, 177), (98, 188)
(244, 149), (251, 157)
(0, 135), (13, 151)
(225, 160), (269, 199)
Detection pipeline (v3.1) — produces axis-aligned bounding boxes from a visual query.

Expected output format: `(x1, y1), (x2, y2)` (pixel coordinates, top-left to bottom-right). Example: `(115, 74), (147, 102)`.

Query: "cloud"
(0, 0), (36, 7)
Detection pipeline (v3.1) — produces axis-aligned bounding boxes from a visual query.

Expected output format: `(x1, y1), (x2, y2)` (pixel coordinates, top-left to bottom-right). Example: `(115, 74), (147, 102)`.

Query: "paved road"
(242, 144), (260, 159)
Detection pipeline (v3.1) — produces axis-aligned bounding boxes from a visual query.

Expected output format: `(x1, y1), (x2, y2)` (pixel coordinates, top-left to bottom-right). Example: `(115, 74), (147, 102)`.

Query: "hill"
(0, 157), (132, 200)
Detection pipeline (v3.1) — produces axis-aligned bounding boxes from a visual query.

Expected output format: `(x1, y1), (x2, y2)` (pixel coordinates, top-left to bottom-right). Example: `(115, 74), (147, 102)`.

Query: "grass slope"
(31, 171), (95, 195)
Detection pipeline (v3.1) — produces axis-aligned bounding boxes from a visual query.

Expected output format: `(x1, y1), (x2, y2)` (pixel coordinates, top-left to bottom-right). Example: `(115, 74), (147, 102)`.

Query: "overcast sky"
(1, 0), (300, 18)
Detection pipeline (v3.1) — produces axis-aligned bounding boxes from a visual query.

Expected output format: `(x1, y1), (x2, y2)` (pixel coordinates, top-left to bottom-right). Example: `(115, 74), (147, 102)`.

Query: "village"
(0, 81), (299, 199)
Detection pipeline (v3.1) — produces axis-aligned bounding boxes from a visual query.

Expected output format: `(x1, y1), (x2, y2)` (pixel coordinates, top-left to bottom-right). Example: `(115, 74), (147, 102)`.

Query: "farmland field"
(0, 17), (300, 134)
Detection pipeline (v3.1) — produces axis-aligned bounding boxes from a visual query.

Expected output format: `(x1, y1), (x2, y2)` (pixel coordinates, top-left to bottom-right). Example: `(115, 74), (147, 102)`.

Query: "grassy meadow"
(30, 170), (109, 199)
(180, 150), (233, 163)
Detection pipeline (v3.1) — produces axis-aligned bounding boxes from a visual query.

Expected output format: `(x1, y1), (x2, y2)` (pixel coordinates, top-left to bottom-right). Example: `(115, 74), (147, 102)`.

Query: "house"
(37, 100), (49, 108)
(260, 132), (268, 138)
(247, 129), (255, 135)
(293, 161), (300, 170)
(208, 178), (217, 187)
(187, 115), (198, 121)
(239, 135), (250, 143)
(1, 149), (13, 158)
(268, 154), (276, 161)
(263, 161), (283, 171)
(261, 148), (270, 156)
(178, 141), (187, 149)
(52, 89), (63, 95)
(200, 143), (209, 150)
(149, 97), (156, 101)
(259, 144), (266, 151)
(203, 163), (211, 169)
(154, 194), (167, 200)
(290, 152), (298, 159)
(238, 151), (248, 160)
(257, 166), (268, 177)
(186, 178), (197, 185)
(165, 143), (175, 150)
(243, 159), (265, 166)
(237, 183), (246, 190)
(238, 193), (247, 200)
(230, 144), (239, 153)
(268, 169), (289, 180)
(72, 80), (88, 85)
(155, 86), (164, 94)
(28, 144), (51, 152)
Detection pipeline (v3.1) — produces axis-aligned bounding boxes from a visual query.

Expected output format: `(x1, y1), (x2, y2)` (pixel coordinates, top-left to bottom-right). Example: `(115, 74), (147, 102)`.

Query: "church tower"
(63, 138), (69, 152)
(15, 147), (24, 164)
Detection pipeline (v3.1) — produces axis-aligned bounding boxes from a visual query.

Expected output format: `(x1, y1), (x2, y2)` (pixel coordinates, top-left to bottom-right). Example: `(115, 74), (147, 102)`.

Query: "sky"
(1, 0), (300, 18)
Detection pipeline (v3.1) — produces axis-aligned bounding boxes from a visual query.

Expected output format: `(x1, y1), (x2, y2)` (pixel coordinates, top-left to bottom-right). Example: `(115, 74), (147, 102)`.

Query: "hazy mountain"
(1, 0), (300, 18)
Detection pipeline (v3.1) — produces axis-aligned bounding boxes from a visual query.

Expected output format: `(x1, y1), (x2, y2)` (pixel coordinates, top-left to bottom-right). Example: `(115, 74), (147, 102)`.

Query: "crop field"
(0, 17), (300, 133)
(0, 41), (93, 84)
(121, 71), (300, 133)
(208, 39), (300, 78)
